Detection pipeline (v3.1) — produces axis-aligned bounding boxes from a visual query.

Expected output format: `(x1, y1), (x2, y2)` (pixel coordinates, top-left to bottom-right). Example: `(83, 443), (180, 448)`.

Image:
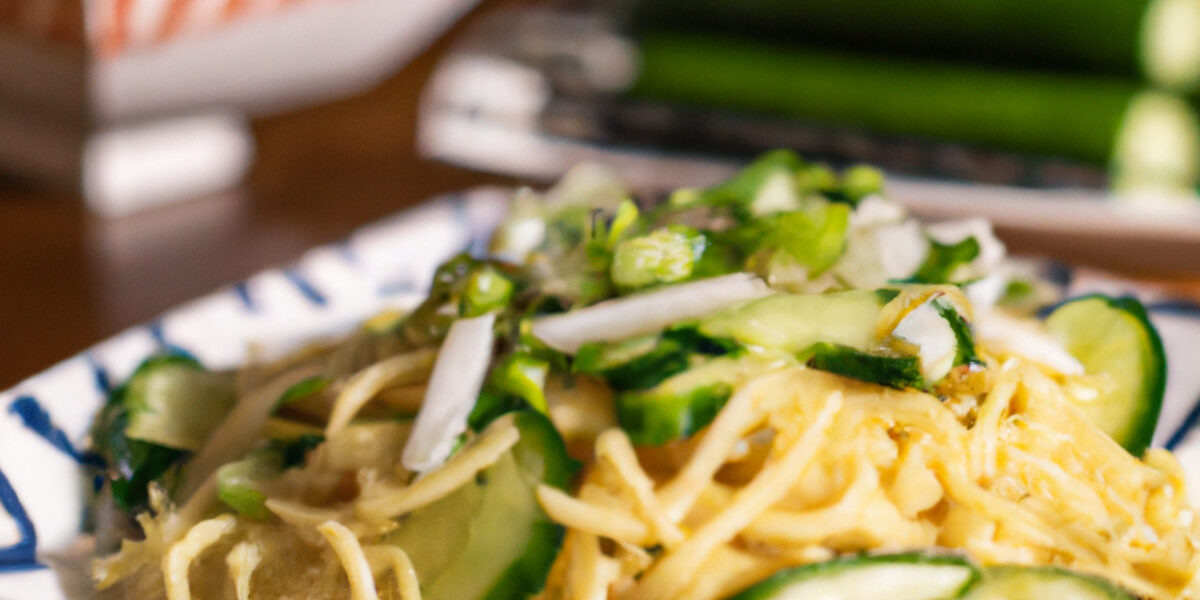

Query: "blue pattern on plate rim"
(146, 320), (196, 360)
(0, 187), (1197, 596)
(283, 267), (328, 306)
(0, 467), (41, 572)
(1167, 401), (1200, 451)
(232, 280), (257, 312)
(7, 398), (102, 468)
(85, 355), (112, 395)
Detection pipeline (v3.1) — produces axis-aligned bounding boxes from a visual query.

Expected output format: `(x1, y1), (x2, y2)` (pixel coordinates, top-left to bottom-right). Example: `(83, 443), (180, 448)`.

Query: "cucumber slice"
(90, 353), (235, 511)
(383, 411), (572, 600)
(1044, 294), (1166, 456)
(803, 343), (924, 390)
(699, 290), (885, 354)
(574, 333), (691, 391)
(964, 566), (1134, 599)
(729, 552), (979, 600)
(616, 354), (788, 445)
(573, 327), (736, 392)
(123, 357), (236, 451)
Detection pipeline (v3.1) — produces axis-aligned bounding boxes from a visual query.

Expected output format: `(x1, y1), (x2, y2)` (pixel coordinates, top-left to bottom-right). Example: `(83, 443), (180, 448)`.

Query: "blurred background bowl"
(0, 0), (482, 214)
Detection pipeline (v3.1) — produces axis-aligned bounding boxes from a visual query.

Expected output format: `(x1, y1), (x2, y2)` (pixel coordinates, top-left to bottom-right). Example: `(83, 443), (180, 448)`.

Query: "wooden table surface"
(0, 5), (518, 390)
(1, 2), (1199, 391)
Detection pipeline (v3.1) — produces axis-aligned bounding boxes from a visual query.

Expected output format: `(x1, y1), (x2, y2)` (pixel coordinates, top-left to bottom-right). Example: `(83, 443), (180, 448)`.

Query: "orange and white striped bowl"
(0, 0), (480, 213)
(0, 0), (334, 57)
(0, 0), (481, 120)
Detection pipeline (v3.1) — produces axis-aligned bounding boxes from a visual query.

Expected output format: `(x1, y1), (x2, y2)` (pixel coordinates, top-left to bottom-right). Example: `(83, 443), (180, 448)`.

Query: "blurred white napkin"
(82, 112), (253, 217)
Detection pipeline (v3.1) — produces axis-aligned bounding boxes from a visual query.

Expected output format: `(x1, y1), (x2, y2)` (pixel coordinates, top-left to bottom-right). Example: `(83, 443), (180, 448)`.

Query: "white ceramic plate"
(2, 187), (1200, 598)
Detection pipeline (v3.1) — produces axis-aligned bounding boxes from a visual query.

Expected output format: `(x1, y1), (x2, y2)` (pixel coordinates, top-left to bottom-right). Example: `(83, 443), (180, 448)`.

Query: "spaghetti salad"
(87, 151), (1194, 600)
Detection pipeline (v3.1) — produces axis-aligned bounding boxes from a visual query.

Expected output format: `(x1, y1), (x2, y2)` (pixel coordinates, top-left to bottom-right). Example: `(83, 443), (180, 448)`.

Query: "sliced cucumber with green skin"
(574, 327), (736, 392)
(1044, 294), (1166, 457)
(699, 290), (885, 355)
(123, 357), (236, 451)
(89, 353), (231, 511)
(964, 566), (1135, 599)
(618, 382), (732, 446)
(574, 333), (692, 391)
(615, 354), (787, 445)
(272, 375), (330, 412)
(383, 411), (572, 600)
(729, 552), (979, 600)
(803, 342), (924, 390)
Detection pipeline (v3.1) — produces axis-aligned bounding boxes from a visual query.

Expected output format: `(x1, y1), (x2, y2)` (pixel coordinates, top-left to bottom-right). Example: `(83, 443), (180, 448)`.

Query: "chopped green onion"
(741, 203), (851, 278)
(696, 149), (803, 218)
(606, 199), (642, 249)
(794, 163), (838, 195)
(216, 438), (321, 521)
(273, 376), (330, 411)
(611, 227), (705, 290)
(490, 354), (551, 412)
(462, 266), (516, 317)
(835, 165), (886, 205)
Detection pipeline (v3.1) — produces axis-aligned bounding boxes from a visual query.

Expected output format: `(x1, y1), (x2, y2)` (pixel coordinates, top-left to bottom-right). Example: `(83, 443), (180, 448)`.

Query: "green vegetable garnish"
(216, 434), (324, 519)
(469, 354), (552, 430)
(739, 203), (851, 278)
(905, 237), (981, 284)
(574, 327), (737, 392)
(695, 149), (803, 218)
(462, 266), (516, 317)
(89, 353), (233, 511)
(727, 552), (978, 600)
(618, 382), (733, 446)
(489, 354), (550, 413)
(1045, 294), (1165, 456)
(606, 198), (641, 249)
(273, 375), (330, 411)
(384, 411), (572, 600)
(615, 355), (781, 445)
(611, 227), (703, 290)
(837, 165), (886, 204)
(803, 342), (925, 390)
(934, 298), (983, 368)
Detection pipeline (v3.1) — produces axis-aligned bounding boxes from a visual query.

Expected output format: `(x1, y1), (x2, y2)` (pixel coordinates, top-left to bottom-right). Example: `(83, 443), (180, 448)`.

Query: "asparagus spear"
(630, 0), (1200, 92)
(629, 33), (1200, 194)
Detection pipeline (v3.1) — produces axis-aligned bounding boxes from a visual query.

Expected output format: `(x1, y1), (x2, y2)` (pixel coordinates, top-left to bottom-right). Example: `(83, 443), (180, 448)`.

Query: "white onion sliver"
(892, 298), (957, 382)
(976, 311), (1084, 375)
(530, 273), (771, 353)
(402, 313), (496, 472)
